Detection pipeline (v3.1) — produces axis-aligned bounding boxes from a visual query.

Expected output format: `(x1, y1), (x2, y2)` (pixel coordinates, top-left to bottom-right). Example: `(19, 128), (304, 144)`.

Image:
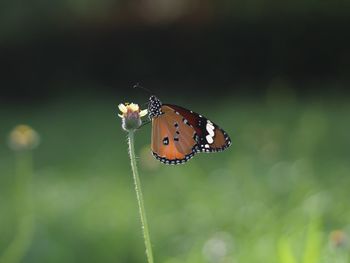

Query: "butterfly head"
(148, 95), (162, 119)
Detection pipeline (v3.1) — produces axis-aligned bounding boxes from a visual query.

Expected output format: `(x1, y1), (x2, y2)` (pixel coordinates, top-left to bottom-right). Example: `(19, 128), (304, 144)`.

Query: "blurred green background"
(1, 0), (350, 262)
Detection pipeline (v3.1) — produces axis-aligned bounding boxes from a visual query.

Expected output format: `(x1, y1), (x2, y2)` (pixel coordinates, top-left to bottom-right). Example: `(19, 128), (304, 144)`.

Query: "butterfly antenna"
(133, 82), (154, 95)
(133, 82), (157, 108)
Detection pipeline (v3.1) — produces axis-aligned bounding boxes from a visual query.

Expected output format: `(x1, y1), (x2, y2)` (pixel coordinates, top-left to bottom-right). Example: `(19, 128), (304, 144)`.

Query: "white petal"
(128, 103), (139, 112)
(140, 109), (148, 117)
(118, 103), (128, 113)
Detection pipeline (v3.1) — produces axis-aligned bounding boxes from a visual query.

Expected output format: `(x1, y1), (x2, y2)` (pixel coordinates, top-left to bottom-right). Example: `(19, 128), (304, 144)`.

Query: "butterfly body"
(148, 95), (231, 165)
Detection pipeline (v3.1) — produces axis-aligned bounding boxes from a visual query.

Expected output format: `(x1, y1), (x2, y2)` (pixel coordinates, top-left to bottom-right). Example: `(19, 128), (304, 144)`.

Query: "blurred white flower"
(8, 124), (40, 151)
(202, 232), (234, 263)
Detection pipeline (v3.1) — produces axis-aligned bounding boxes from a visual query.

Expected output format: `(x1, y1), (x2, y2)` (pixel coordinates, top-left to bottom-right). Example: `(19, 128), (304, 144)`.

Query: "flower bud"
(118, 103), (148, 131)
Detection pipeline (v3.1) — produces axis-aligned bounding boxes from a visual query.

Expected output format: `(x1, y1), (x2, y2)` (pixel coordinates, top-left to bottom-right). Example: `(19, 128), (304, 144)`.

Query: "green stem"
(127, 131), (154, 263)
(0, 152), (35, 263)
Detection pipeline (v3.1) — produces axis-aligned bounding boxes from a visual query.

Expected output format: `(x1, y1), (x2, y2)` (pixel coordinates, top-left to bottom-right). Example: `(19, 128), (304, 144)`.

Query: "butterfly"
(148, 95), (231, 165)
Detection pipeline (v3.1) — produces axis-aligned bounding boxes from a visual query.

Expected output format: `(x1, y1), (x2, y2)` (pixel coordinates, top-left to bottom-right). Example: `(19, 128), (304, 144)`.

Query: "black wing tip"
(197, 129), (232, 153)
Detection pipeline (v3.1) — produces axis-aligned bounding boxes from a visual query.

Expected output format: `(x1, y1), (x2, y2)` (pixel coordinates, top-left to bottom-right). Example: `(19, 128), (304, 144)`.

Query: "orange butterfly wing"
(151, 105), (197, 164)
(164, 104), (231, 152)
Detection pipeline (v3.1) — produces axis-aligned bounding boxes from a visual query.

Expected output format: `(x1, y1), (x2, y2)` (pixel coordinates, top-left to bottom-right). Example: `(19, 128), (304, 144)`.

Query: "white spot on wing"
(206, 120), (215, 138)
(207, 123), (214, 129)
(206, 135), (214, 144)
(208, 128), (215, 136)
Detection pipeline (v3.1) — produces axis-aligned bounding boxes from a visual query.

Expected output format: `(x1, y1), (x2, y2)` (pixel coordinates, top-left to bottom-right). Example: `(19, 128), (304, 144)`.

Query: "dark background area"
(1, 0), (350, 102)
(1, 1), (350, 262)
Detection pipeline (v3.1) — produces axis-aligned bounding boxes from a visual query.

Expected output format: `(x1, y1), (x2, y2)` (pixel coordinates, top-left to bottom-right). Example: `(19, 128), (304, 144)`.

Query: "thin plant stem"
(127, 131), (154, 263)
(0, 152), (35, 263)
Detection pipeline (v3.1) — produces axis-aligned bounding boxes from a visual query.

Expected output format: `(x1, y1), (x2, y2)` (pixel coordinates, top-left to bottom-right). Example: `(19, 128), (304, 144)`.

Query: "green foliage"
(278, 219), (323, 263)
(0, 95), (349, 263)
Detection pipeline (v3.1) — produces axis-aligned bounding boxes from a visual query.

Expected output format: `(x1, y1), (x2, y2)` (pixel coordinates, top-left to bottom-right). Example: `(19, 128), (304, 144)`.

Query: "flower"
(329, 230), (348, 249)
(118, 103), (148, 131)
(8, 124), (40, 151)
